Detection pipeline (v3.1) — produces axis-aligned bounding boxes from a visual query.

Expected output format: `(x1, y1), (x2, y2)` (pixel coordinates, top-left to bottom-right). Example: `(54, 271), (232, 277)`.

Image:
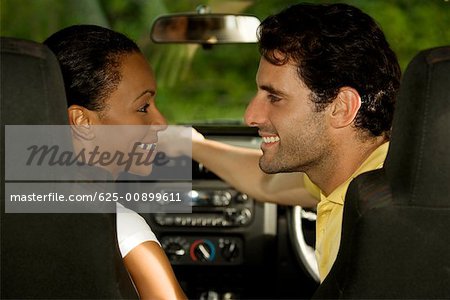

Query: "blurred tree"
(1, 0), (109, 41)
(1, 0), (449, 123)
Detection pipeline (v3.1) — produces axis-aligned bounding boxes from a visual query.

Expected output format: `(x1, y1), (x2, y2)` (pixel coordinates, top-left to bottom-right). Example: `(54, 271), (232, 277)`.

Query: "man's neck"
(308, 135), (387, 197)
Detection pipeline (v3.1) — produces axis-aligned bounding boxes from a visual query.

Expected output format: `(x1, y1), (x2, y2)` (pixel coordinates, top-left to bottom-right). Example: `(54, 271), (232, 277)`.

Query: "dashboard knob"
(161, 238), (188, 262)
(190, 239), (216, 262)
(212, 191), (232, 206)
(235, 208), (252, 225)
(223, 208), (251, 225)
(221, 240), (239, 262)
(200, 290), (219, 300)
(164, 243), (185, 260)
(235, 193), (248, 202)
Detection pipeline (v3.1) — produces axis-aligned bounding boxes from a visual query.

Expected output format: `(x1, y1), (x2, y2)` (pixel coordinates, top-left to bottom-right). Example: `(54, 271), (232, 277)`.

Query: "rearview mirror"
(151, 14), (261, 44)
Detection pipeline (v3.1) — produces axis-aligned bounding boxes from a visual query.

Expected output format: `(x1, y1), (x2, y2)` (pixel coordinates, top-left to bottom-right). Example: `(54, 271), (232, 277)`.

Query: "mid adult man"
(191, 3), (401, 282)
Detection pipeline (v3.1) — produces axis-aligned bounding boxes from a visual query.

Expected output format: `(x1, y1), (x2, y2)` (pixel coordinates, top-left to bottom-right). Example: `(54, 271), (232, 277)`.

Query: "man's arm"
(193, 136), (319, 208)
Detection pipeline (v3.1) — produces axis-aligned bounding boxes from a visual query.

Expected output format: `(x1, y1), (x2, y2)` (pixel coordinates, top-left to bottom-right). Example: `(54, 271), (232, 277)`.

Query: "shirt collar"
(320, 142), (389, 205)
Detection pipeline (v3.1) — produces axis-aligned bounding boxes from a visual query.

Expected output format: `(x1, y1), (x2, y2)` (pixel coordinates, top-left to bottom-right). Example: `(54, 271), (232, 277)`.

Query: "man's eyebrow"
(133, 89), (155, 101)
(259, 84), (287, 97)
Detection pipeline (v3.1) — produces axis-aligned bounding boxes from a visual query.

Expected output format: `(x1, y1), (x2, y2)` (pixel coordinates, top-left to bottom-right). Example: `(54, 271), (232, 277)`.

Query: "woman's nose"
(151, 107), (168, 131)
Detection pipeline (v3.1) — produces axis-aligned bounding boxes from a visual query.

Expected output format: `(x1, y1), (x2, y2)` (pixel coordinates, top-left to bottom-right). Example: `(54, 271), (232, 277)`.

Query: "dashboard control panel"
(160, 236), (243, 265)
(154, 187), (254, 228)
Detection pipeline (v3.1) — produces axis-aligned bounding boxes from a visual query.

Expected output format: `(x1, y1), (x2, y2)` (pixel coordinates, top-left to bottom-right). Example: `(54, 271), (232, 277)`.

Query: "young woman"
(44, 25), (186, 300)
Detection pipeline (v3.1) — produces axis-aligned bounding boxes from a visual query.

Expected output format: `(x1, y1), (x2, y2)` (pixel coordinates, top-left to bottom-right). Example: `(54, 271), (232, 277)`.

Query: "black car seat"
(313, 46), (450, 299)
(0, 37), (138, 299)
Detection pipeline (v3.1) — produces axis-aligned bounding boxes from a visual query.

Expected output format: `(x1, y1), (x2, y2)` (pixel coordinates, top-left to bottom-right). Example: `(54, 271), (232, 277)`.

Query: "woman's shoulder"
(116, 203), (160, 257)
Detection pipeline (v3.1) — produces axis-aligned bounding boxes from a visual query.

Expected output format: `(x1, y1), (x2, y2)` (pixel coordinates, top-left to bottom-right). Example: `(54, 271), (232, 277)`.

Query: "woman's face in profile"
(87, 52), (167, 177)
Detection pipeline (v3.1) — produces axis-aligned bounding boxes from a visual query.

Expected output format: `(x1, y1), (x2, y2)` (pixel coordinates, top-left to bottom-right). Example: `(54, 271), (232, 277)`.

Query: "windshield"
(2, 0), (449, 124)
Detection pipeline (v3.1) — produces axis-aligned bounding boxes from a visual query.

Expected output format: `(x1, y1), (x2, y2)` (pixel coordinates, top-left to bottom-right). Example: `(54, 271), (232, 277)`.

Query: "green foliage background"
(1, 0), (449, 124)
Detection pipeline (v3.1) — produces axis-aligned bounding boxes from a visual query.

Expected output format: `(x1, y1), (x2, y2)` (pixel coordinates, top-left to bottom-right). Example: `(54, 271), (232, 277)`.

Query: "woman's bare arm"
(123, 241), (187, 300)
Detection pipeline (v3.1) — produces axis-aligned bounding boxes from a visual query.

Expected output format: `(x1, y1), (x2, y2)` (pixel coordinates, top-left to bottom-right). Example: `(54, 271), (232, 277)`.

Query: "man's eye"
(268, 94), (281, 103)
(137, 103), (150, 113)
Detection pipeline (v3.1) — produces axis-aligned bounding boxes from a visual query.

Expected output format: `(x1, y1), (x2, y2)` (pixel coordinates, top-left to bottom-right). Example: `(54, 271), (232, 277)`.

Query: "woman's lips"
(137, 142), (157, 152)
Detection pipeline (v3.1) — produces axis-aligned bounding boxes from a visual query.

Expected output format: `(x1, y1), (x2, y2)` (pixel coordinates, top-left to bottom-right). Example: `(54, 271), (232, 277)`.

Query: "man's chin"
(259, 158), (280, 174)
(259, 156), (300, 174)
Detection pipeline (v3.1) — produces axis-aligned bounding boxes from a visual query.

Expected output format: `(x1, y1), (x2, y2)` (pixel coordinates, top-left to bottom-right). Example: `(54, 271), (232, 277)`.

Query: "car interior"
(313, 46), (450, 299)
(0, 37), (138, 299)
(1, 3), (450, 300)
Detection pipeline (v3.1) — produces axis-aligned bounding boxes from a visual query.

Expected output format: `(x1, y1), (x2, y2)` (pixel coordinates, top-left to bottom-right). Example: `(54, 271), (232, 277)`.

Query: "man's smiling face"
(245, 56), (333, 174)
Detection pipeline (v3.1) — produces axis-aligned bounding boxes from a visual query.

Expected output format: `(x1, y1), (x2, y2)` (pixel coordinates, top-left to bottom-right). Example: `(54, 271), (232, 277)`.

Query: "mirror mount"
(196, 4), (216, 49)
(196, 4), (211, 15)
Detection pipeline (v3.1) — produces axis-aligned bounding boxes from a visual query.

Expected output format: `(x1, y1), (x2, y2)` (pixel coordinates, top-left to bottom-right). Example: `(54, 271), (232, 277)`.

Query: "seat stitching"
(411, 61), (432, 204)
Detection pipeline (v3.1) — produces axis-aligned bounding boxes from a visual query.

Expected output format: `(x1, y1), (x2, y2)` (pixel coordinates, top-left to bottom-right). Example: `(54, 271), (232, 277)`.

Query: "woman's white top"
(116, 203), (160, 257)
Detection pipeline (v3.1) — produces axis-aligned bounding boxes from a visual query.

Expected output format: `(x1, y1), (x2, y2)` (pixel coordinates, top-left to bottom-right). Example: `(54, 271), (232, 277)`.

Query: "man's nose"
(244, 95), (268, 127)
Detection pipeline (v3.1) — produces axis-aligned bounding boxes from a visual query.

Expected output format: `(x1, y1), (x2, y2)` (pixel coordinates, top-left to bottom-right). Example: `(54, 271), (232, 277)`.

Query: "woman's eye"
(137, 103), (150, 113)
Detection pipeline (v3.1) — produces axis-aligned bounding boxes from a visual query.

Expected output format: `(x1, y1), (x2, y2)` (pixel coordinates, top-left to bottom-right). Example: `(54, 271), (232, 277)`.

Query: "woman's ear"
(328, 87), (361, 129)
(68, 105), (95, 140)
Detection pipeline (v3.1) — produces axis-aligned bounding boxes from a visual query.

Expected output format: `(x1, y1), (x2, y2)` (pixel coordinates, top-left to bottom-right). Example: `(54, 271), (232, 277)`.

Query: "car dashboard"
(143, 125), (318, 299)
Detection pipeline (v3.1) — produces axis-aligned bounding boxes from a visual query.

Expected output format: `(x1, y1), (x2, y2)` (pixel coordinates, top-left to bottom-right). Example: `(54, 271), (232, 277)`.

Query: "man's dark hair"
(44, 24), (140, 111)
(258, 3), (401, 138)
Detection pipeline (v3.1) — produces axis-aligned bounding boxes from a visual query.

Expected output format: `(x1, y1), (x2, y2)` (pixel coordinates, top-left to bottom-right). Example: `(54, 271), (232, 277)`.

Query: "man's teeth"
(138, 143), (156, 151)
(262, 136), (280, 143)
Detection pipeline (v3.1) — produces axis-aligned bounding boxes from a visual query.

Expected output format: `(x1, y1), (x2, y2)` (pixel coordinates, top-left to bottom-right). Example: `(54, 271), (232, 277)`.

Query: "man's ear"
(328, 87), (361, 129)
(68, 105), (95, 139)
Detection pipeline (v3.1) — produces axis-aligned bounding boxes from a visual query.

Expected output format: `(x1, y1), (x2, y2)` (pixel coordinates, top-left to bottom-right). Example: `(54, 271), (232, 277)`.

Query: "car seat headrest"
(1, 37), (68, 125)
(385, 46), (450, 207)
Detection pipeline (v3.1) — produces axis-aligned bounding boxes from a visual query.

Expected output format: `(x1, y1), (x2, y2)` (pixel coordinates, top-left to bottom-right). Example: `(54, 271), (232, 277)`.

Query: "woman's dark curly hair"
(258, 3), (401, 138)
(44, 24), (140, 111)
